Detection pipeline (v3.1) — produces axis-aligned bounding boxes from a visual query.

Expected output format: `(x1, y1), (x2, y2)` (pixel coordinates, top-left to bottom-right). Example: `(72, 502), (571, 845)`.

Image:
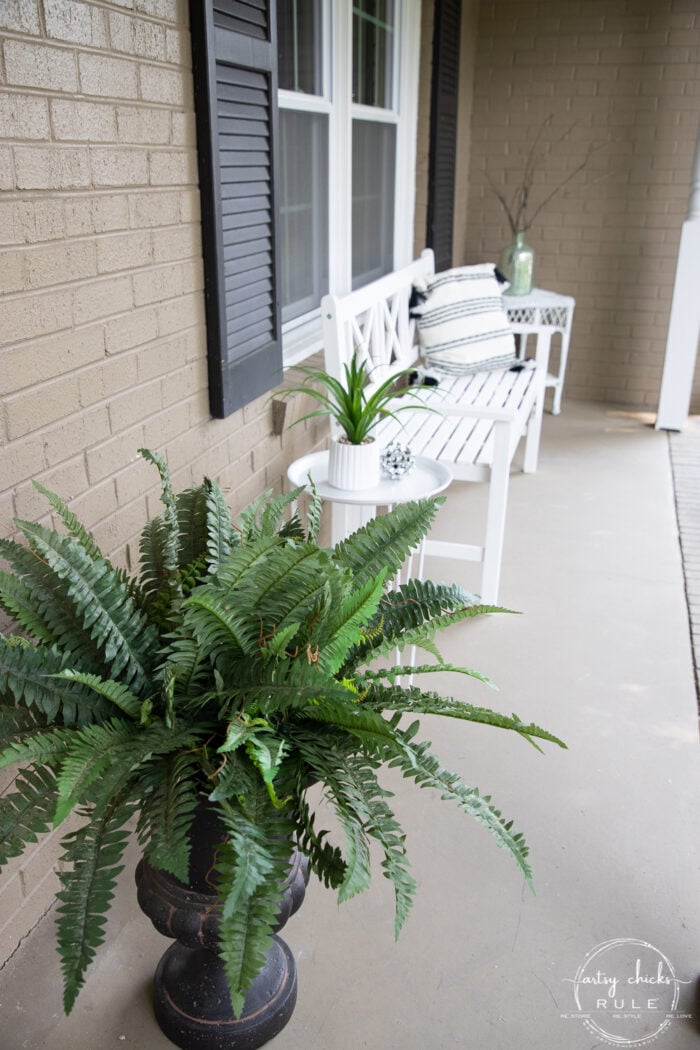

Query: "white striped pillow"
(411, 264), (516, 375)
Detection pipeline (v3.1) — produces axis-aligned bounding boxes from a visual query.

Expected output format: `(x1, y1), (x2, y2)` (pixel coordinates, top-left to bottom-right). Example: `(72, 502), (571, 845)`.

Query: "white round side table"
(287, 450), (452, 567)
(504, 287), (575, 416)
(288, 451), (452, 674)
(287, 451), (451, 508)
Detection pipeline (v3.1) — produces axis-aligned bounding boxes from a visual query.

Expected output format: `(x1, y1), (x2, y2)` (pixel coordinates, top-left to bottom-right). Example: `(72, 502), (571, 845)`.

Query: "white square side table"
(504, 288), (575, 415)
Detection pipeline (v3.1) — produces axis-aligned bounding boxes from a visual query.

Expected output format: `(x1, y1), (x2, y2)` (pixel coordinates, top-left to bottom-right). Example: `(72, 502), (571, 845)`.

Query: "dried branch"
(487, 117), (607, 235)
(485, 171), (518, 236)
(525, 141), (606, 230)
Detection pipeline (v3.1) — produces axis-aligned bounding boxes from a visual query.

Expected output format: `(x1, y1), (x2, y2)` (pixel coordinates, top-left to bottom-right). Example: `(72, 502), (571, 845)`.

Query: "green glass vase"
(498, 231), (534, 296)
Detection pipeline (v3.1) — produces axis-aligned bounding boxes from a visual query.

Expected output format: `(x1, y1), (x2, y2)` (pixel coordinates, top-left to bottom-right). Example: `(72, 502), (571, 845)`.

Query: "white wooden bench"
(320, 249), (552, 603)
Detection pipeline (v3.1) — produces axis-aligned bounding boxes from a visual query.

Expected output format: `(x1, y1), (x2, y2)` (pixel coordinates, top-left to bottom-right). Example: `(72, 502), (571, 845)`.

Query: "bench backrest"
(321, 249), (435, 389)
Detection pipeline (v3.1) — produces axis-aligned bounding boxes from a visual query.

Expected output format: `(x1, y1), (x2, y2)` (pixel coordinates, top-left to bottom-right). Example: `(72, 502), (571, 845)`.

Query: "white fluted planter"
(328, 436), (380, 491)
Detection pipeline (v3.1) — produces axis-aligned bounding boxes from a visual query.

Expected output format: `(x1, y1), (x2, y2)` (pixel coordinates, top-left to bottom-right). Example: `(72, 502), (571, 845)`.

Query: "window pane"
(279, 109), (329, 322)
(278, 0), (323, 95)
(351, 119), (395, 288)
(353, 0), (394, 108)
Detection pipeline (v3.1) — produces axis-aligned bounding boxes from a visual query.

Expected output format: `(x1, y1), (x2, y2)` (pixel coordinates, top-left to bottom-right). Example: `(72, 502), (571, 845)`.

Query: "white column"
(656, 122), (700, 431)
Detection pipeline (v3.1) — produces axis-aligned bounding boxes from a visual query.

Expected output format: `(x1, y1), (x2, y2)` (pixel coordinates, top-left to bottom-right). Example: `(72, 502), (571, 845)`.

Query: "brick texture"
(459, 0), (700, 410)
(0, 0), (330, 966)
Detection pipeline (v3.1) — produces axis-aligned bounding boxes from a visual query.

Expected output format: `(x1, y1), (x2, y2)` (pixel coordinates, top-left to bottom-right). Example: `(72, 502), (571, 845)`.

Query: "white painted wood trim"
(328, 0), (352, 297)
(394, 0), (421, 269)
(281, 0), (422, 363)
(656, 126), (700, 431)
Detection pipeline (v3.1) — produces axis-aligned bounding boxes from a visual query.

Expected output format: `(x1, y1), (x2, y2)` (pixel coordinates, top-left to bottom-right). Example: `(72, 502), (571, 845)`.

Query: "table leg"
(330, 502), (377, 545)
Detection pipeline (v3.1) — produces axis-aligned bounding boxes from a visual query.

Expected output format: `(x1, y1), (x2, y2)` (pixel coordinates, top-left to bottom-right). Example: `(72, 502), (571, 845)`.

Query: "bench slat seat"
(321, 249), (551, 602)
(376, 364), (539, 478)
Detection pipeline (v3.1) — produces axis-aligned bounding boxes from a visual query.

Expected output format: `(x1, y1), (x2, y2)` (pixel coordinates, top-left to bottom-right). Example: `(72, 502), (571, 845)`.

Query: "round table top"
(287, 451), (452, 506)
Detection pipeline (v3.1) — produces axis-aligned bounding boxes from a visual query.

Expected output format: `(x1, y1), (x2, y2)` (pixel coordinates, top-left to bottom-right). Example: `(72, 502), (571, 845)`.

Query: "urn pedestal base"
(135, 818), (309, 1050)
(154, 937), (296, 1050)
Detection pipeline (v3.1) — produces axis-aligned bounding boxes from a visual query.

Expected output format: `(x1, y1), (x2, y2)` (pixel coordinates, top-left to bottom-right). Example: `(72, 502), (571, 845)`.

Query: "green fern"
(0, 724), (77, 772)
(225, 542), (335, 639)
(56, 803), (133, 1014)
(217, 797), (285, 919)
(256, 487), (304, 539)
(0, 765), (58, 866)
(234, 487), (300, 543)
(138, 448), (182, 609)
(361, 604), (498, 664)
(32, 481), (105, 563)
(312, 570), (386, 674)
(205, 664), (361, 719)
(0, 639), (112, 726)
(0, 570), (57, 644)
(293, 783), (346, 890)
(375, 578), (501, 637)
(299, 697), (400, 749)
(209, 532), (285, 592)
(53, 669), (144, 721)
(360, 683), (566, 751)
(358, 662), (495, 688)
(158, 635), (207, 699)
(0, 704), (45, 748)
(340, 753), (415, 935)
(138, 516), (170, 605)
(136, 752), (201, 882)
(205, 478), (237, 571)
(218, 885), (286, 1019)
(291, 737), (415, 931)
(333, 499), (441, 586)
(215, 781), (295, 1017)
(174, 485), (209, 569)
(12, 521), (156, 692)
(33, 482), (141, 618)
(0, 452), (565, 1021)
(305, 478), (323, 543)
(0, 538), (111, 669)
(389, 731), (534, 885)
(53, 718), (141, 826)
(184, 589), (261, 666)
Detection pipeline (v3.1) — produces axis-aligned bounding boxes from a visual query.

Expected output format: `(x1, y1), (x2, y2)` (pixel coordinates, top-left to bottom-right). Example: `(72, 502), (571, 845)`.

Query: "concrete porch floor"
(1, 401), (699, 1050)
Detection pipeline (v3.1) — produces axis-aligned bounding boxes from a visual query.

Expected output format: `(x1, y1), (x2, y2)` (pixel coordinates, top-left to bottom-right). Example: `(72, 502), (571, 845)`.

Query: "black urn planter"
(135, 805), (309, 1050)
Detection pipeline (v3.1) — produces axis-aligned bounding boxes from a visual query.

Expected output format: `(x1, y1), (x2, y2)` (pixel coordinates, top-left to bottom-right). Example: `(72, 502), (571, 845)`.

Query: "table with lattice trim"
(505, 288), (575, 415)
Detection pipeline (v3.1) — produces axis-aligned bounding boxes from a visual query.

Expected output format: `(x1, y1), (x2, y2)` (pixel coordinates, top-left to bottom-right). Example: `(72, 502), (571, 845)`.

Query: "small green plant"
(282, 357), (427, 444)
(0, 451), (564, 1017)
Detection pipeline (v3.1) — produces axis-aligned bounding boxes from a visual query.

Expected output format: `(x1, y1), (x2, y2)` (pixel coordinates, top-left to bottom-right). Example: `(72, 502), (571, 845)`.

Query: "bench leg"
(523, 331), (551, 474)
(481, 420), (512, 604)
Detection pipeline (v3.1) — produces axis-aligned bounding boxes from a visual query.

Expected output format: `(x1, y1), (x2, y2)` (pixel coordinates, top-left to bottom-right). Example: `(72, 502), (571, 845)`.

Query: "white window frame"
(279, 0), (421, 366)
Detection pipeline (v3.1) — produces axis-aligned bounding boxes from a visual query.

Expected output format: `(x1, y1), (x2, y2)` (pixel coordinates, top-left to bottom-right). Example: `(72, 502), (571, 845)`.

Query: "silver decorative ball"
(380, 442), (414, 480)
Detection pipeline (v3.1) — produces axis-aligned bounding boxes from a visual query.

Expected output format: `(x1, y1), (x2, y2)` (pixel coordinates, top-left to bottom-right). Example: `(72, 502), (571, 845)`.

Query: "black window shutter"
(427, 0), (462, 273)
(190, 0), (282, 418)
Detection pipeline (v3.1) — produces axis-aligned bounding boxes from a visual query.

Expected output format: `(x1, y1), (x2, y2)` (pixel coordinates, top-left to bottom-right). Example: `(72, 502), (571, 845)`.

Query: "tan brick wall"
(463, 0), (700, 410)
(0, 0), (324, 963)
